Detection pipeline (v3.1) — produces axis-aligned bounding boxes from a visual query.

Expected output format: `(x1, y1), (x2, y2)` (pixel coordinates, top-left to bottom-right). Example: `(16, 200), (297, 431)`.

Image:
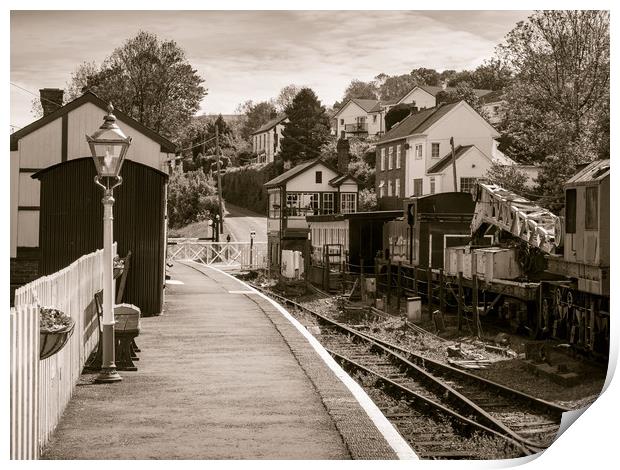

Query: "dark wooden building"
(33, 158), (168, 315)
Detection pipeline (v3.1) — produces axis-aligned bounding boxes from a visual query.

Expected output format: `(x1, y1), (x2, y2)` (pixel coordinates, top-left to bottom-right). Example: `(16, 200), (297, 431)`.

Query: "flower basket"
(39, 307), (75, 360)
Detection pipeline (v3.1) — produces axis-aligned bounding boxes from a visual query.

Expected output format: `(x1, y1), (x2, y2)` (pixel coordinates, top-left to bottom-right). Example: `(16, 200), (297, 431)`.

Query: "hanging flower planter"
(39, 307), (75, 360)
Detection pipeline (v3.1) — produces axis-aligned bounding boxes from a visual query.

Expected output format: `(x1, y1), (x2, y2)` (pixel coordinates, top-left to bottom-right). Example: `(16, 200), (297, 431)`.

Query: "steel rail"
(249, 283), (564, 452)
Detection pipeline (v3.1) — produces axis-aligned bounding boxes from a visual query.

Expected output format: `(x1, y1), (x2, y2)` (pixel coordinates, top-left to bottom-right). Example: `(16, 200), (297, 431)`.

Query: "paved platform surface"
(42, 262), (403, 459)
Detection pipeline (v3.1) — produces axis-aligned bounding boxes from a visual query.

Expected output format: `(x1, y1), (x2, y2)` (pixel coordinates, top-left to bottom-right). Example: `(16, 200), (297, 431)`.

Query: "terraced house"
(375, 100), (514, 210)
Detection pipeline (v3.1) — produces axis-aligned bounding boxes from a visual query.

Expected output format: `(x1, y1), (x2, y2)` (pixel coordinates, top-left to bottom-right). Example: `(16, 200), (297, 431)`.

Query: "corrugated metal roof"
(566, 159), (610, 185)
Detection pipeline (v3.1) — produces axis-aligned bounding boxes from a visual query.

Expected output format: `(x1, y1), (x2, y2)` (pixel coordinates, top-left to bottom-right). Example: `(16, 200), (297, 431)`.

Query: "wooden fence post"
(457, 271), (464, 332)
(473, 274), (479, 337)
(427, 266), (432, 317)
(386, 257), (392, 312)
(397, 262), (402, 314)
(439, 268), (445, 316)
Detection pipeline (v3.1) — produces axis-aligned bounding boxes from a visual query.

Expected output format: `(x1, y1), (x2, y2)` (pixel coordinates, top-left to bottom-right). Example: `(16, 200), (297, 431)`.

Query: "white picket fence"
(10, 246), (114, 459)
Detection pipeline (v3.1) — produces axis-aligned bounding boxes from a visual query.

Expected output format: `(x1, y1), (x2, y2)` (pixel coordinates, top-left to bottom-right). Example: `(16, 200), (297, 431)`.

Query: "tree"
(275, 84), (302, 112)
(385, 103), (416, 131)
(342, 79), (379, 102)
(358, 189), (378, 211)
(435, 82), (488, 116)
(80, 31), (206, 142)
(236, 100), (277, 140)
(411, 67), (441, 86)
(280, 88), (331, 165)
(497, 11), (609, 165)
(484, 162), (529, 195)
(167, 169), (219, 228)
(377, 74), (419, 101)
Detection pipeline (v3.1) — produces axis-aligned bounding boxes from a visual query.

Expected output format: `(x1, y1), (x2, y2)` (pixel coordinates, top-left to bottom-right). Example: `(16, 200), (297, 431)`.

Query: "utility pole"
(216, 124), (223, 234)
(450, 136), (458, 192)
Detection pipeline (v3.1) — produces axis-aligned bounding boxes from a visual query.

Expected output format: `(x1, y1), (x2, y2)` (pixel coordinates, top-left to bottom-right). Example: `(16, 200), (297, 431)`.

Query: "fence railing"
(167, 239), (267, 270)
(11, 246), (114, 459)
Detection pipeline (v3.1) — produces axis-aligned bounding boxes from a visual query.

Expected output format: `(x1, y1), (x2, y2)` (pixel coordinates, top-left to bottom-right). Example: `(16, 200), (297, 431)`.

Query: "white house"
(374, 100), (512, 209)
(264, 157), (358, 270)
(479, 90), (505, 126)
(251, 114), (287, 163)
(395, 84), (493, 109)
(332, 98), (383, 138)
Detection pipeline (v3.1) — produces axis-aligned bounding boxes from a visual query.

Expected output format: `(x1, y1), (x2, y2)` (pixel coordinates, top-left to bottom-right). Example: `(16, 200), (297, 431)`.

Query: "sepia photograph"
(8, 3), (613, 463)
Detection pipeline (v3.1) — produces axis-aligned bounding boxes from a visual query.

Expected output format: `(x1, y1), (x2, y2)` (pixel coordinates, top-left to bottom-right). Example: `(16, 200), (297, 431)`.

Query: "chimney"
(336, 138), (350, 174)
(39, 88), (64, 116)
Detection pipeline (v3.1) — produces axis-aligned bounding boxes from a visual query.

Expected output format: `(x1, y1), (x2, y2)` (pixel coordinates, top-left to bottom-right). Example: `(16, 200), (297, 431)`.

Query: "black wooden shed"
(33, 157), (168, 315)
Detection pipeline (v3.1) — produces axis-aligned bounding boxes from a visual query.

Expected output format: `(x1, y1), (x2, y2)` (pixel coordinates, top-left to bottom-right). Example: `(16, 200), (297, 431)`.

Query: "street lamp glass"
(86, 104), (132, 179)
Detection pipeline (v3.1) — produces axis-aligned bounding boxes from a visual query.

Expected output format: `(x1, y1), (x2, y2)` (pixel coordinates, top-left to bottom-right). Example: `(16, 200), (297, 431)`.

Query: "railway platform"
(41, 261), (414, 460)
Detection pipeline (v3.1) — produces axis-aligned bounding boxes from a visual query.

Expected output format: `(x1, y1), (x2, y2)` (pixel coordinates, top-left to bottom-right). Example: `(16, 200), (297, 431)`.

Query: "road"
(222, 202), (268, 243)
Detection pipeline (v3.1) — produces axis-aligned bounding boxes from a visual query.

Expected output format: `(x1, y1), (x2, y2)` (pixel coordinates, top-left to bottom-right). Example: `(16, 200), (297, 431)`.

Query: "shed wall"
(37, 158), (167, 315)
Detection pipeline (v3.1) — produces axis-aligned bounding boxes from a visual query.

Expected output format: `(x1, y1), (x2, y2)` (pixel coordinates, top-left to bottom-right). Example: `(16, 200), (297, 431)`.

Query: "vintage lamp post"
(86, 103), (132, 384)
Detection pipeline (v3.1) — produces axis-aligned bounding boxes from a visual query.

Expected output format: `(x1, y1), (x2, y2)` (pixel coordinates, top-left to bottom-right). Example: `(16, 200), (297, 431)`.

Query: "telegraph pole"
(216, 124), (224, 234)
(450, 136), (458, 192)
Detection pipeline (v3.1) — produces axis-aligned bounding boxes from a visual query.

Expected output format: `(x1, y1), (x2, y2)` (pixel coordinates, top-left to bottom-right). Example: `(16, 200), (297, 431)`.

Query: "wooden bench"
(84, 251), (141, 372)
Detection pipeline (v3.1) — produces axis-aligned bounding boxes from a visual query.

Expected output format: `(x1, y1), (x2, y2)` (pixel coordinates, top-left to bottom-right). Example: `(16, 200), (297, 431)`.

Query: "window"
(395, 179), (400, 197)
(388, 147), (393, 170)
(341, 193), (356, 214)
(460, 177), (477, 194)
(387, 180), (392, 197)
(380, 148), (386, 171)
(269, 191), (281, 219)
(373, 115), (377, 123)
(315, 171), (322, 184)
(415, 144), (423, 159)
(431, 143), (440, 159)
(565, 189), (577, 234)
(379, 180), (385, 198)
(396, 145), (401, 169)
(430, 177), (436, 194)
(413, 178), (423, 197)
(585, 186), (599, 230)
(286, 193), (299, 216)
(323, 193), (334, 214)
(340, 118), (344, 125)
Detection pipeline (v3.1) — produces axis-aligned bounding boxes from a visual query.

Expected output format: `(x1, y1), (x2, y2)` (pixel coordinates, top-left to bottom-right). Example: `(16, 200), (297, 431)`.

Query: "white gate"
(167, 239), (267, 270)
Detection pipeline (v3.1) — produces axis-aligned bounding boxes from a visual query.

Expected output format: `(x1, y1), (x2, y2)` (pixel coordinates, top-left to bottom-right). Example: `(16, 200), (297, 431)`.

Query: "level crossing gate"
(167, 238), (267, 270)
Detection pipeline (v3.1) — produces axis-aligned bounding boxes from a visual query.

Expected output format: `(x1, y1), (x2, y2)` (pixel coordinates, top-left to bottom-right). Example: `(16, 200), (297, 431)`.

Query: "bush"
(358, 188), (378, 211)
(221, 161), (283, 214)
(168, 169), (220, 228)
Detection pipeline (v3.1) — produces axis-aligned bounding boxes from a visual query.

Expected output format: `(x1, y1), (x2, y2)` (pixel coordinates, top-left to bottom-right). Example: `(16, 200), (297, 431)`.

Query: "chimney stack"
(336, 138), (350, 174)
(39, 88), (64, 116)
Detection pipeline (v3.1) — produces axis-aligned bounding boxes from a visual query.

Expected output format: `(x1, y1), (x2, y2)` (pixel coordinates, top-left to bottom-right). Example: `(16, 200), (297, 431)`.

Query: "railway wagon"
(383, 192), (476, 269)
(541, 160), (610, 355)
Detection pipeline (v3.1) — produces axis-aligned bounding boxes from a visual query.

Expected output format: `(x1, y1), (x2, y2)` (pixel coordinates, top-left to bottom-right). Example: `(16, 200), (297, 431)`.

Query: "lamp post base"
(95, 367), (123, 383)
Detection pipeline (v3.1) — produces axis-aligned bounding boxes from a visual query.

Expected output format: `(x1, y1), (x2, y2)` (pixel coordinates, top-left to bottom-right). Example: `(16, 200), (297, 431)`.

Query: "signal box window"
(460, 177), (477, 194)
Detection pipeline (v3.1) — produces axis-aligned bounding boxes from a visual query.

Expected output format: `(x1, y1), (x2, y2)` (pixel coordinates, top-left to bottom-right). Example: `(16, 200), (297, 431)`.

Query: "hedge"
(221, 161), (282, 214)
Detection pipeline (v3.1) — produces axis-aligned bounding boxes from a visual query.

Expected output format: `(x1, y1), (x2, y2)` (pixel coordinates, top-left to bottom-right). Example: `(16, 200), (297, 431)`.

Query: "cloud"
(10, 10), (528, 127)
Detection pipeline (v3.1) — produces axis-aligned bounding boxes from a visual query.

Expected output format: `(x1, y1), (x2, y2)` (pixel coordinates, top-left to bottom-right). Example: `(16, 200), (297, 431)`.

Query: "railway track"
(248, 283), (569, 459)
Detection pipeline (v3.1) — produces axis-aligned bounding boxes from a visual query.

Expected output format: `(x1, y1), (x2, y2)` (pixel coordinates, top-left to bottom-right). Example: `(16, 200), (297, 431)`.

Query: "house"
(264, 139), (359, 271)
(394, 84), (493, 110)
(10, 89), (176, 314)
(251, 114), (287, 163)
(332, 98), (383, 138)
(374, 100), (512, 210)
(479, 89), (506, 126)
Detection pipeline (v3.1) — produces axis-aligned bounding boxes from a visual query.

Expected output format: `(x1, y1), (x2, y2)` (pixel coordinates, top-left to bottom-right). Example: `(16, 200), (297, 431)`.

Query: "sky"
(10, 10), (531, 129)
